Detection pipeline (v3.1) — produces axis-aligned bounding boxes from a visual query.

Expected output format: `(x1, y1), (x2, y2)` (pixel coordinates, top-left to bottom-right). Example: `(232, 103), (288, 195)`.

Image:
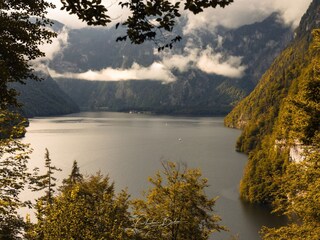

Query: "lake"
(23, 112), (286, 239)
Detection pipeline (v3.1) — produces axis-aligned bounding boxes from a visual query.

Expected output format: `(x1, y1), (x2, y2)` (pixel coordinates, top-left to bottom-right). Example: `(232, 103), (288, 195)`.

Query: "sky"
(44, 0), (312, 82)
(48, 0), (312, 30)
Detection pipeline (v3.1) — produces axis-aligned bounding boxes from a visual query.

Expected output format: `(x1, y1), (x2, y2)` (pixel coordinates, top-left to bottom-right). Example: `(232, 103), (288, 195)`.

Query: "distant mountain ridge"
(52, 13), (293, 115)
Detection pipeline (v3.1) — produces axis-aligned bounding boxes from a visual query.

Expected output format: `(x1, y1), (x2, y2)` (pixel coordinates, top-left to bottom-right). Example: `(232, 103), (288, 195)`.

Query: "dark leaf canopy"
(0, 0), (56, 108)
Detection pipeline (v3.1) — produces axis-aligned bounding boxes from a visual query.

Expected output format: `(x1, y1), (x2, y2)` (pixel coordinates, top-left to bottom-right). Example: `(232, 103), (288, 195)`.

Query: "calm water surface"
(23, 112), (286, 240)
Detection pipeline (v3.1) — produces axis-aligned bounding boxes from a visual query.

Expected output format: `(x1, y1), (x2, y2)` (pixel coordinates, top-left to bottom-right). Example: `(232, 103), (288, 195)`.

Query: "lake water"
(23, 112), (286, 239)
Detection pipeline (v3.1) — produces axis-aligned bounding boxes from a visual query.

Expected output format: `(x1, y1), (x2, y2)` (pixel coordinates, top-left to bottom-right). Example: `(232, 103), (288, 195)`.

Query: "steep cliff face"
(225, 0), (320, 204)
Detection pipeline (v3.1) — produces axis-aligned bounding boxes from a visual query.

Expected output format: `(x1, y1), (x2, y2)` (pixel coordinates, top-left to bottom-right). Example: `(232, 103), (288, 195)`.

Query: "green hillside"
(225, 0), (320, 206)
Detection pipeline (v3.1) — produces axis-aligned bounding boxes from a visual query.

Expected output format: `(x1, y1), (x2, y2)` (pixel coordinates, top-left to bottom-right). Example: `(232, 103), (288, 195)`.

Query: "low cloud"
(32, 27), (69, 74)
(161, 44), (246, 78)
(49, 62), (176, 82)
(197, 47), (246, 78)
(49, 45), (246, 82)
(38, 27), (69, 61)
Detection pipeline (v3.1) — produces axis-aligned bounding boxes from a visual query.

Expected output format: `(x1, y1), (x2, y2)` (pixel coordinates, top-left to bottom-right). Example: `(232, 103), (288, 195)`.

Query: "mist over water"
(23, 112), (286, 239)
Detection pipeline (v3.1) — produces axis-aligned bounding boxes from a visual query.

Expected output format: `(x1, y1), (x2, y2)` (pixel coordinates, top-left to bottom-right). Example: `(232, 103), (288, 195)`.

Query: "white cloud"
(32, 26), (69, 73)
(184, 0), (312, 34)
(161, 44), (246, 78)
(47, 41), (246, 81)
(49, 62), (176, 82)
(161, 46), (198, 72)
(47, 0), (312, 31)
(38, 26), (69, 61)
(197, 47), (246, 78)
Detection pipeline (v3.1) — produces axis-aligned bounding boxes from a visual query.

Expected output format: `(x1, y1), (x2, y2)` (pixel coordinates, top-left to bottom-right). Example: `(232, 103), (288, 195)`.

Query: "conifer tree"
(30, 148), (61, 205)
(27, 149), (61, 239)
(62, 160), (83, 188)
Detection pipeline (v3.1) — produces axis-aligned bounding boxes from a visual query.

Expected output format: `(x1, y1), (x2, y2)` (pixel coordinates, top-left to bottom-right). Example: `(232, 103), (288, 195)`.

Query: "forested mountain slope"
(53, 13), (292, 115)
(225, 0), (320, 206)
(12, 73), (79, 117)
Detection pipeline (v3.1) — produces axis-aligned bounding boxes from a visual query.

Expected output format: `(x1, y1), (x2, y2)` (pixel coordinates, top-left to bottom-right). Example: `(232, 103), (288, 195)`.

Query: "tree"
(261, 149), (320, 240)
(60, 0), (234, 50)
(26, 149), (61, 239)
(0, 138), (32, 239)
(260, 32), (320, 239)
(131, 161), (226, 240)
(30, 148), (62, 205)
(0, 110), (28, 139)
(0, 107), (33, 239)
(0, 0), (56, 109)
(26, 149), (61, 240)
(62, 160), (83, 187)
(28, 171), (131, 240)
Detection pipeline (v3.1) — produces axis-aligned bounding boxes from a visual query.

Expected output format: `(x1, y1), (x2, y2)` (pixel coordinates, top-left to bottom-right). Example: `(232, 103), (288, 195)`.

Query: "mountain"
(52, 13), (293, 115)
(12, 73), (80, 117)
(225, 0), (320, 205)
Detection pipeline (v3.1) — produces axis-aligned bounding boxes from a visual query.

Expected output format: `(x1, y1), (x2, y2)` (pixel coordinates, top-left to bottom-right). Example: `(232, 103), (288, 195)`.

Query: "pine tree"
(27, 149), (61, 239)
(30, 148), (61, 205)
(62, 160), (83, 188)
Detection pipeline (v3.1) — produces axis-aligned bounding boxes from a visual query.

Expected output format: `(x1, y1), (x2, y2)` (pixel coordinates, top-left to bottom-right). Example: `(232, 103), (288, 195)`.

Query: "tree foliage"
(30, 148), (62, 205)
(0, 107), (32, 239)
(0, 110), (28, 139)
(224, 14), (320, 237)
(0, 0), (56, 109)
(24, 148), (61, 240)
(24, 161), (224, 240)
(60, 0), (233, 50)
(0, 139), (32, 239)
(62, 160), (83, 187)
(131, 162), (225, 240)
(261, 148), (320, 240)
(28, 171), (131, 240)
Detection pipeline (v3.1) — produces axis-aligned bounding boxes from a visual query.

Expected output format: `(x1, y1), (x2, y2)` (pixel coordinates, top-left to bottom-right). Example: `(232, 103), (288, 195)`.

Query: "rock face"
(52, 13), (292, 115)
(224, 0), (320, 204)
(289, 144), (306, 163)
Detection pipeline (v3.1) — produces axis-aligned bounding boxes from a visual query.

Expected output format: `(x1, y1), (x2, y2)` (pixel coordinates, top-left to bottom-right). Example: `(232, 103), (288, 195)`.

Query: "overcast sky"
(48, 0), (312, 30)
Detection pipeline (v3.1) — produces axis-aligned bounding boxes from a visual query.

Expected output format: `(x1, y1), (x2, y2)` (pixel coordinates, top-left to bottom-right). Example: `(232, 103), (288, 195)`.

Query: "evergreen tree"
(28, 149), (61, 240)
(30, 148), (62, 205)
(62, 160), (83, 187)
